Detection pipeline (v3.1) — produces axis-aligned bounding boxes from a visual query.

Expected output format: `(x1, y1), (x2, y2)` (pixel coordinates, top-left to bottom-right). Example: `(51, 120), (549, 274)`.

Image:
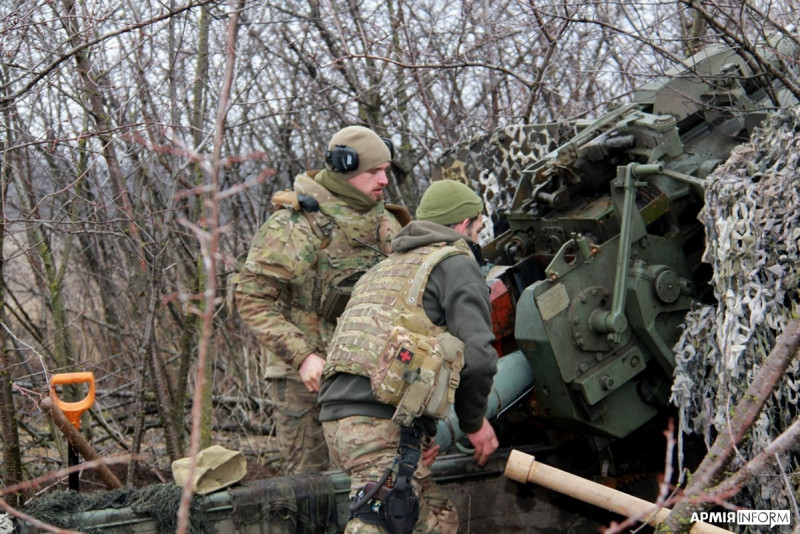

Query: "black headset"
(325, 137), (395, 174)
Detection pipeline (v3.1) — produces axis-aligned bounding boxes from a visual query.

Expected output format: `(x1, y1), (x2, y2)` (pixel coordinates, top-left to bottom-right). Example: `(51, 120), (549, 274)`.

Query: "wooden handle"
(504, 449), (733, 534)
(42, 397), (123, 490)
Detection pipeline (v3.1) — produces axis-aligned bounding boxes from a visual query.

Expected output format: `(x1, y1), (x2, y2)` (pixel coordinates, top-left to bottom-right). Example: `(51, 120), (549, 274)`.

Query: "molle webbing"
(288, 174), (390, 319)
(406, 245), (468, 306)
(324, 241), (470, 380)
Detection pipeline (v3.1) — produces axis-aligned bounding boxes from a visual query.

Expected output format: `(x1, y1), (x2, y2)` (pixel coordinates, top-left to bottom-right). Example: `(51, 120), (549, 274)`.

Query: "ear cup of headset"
(325, 137), (395, 174)
(325, 145), (360, 173)
(381, 138), (395, 161)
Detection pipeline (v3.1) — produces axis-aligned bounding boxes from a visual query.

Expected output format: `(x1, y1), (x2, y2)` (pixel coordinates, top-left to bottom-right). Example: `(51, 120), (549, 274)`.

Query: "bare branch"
(0, 1), (211, 106)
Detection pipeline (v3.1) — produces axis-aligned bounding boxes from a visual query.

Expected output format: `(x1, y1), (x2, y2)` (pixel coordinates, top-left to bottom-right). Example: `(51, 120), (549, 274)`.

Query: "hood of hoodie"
(390, 220), (475, 253)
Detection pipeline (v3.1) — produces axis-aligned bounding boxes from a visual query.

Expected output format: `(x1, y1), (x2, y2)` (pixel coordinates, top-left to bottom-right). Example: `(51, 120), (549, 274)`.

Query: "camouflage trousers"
(268, 378), (329, 474)
(322, 416), (459, 534)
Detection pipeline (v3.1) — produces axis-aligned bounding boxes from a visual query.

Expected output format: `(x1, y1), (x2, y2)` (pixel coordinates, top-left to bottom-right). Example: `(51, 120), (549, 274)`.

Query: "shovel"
(49, 372), (95, 491)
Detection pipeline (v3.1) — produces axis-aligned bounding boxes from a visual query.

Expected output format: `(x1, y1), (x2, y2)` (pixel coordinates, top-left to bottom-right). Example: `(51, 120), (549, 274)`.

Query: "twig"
(662, 318), (800, 532)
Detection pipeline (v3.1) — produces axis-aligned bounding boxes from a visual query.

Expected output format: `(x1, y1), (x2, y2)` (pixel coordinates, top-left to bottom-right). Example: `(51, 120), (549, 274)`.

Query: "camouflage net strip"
(229, 473), (338, 533)
(23, 485), (208, 534)
(0, 513), (12, 533)
(22, 475), (338, 533)
(671, 105), (800, 511)
(432, 123), (577, 238)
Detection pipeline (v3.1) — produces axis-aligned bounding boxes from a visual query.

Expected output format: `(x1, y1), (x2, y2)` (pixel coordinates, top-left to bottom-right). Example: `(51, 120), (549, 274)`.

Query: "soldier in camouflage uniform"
(234, 126), (408, 475)
(319, 180), (500, 533)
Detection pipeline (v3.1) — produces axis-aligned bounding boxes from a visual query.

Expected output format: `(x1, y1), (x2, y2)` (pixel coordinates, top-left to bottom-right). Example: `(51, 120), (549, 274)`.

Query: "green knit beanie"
(326, 126), (392, 180)
(416, 180), (484, 225)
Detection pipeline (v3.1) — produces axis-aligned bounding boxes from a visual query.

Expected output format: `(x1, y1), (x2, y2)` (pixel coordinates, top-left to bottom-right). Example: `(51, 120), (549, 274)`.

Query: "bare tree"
(0, 2), (797, 524)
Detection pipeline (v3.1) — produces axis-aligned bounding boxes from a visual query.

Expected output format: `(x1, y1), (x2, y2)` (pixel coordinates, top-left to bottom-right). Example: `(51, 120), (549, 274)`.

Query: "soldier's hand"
(466, 418), (498, 467)
(422, 443), (440, 467)
(298, 353), (326, 393)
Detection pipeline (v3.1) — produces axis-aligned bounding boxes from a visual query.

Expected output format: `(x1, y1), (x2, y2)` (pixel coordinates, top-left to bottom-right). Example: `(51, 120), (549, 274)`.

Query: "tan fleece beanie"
(326, 126), (392, 180)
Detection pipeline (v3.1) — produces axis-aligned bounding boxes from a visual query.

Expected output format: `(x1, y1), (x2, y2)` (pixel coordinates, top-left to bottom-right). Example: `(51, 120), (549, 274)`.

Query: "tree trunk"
(0, 104), (23, 505)
(188, 2), (214, 450)
(0, 208), (23, 505)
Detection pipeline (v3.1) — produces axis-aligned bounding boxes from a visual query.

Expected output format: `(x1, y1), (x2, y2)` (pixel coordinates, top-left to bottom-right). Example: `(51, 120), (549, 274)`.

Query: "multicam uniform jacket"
(234, 171), (403, 379)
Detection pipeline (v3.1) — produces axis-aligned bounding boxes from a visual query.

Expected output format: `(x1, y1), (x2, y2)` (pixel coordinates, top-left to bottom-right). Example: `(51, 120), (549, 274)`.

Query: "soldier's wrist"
(293, 351), (319, 369)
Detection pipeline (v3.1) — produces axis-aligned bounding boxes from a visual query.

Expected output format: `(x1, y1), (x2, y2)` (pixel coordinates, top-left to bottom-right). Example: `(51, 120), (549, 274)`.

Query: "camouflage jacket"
(234, 171), (403, 379)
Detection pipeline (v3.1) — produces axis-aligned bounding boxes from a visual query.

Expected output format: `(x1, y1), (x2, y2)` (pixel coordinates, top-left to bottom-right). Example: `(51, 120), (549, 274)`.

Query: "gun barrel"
(435, 350), (534, 451)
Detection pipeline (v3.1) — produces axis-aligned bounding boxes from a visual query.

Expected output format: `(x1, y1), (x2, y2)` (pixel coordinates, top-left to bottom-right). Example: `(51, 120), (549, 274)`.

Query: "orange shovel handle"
(49, 372), (95, 429)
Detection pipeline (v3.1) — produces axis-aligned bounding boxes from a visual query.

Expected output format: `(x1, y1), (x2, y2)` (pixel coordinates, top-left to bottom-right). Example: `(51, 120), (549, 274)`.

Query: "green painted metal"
(434, 350), (534, 452)
(486, 33), (800, 440)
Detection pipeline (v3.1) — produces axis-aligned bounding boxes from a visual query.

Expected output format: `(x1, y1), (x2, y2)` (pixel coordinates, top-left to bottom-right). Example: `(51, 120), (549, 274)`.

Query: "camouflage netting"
(671, 105), (800, 511)
(23, 485), (208, 534)
(229, 474), (338, 533)
(21, 475), (339, 533)
(432, 123), (579, 237)
(0, 513), (12, 533)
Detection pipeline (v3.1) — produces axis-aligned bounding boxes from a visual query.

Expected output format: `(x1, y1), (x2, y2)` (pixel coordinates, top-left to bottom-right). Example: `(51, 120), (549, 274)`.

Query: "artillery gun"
(436, 33), (800, 446)
(17, 34), (800, 534)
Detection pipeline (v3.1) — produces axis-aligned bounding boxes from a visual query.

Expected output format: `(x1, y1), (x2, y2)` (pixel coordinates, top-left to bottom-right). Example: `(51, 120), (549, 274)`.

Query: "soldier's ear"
(454, 218), (471, 234)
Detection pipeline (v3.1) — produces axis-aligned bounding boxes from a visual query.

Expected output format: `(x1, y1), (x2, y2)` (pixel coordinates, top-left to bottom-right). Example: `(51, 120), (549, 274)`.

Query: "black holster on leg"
(349, 425), (423, 534)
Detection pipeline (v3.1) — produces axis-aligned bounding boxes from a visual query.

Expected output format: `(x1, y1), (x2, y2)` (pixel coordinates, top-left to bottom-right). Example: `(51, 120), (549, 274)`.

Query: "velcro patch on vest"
(371, 326), (465, 427)
(396, 347), (414, 364)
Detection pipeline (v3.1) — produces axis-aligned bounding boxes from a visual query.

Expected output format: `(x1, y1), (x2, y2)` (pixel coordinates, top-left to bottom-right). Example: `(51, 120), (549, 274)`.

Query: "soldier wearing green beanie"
(234, 125), (409, 476)
(415, 178), (485, 226)
(319, 179), (499, 534)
